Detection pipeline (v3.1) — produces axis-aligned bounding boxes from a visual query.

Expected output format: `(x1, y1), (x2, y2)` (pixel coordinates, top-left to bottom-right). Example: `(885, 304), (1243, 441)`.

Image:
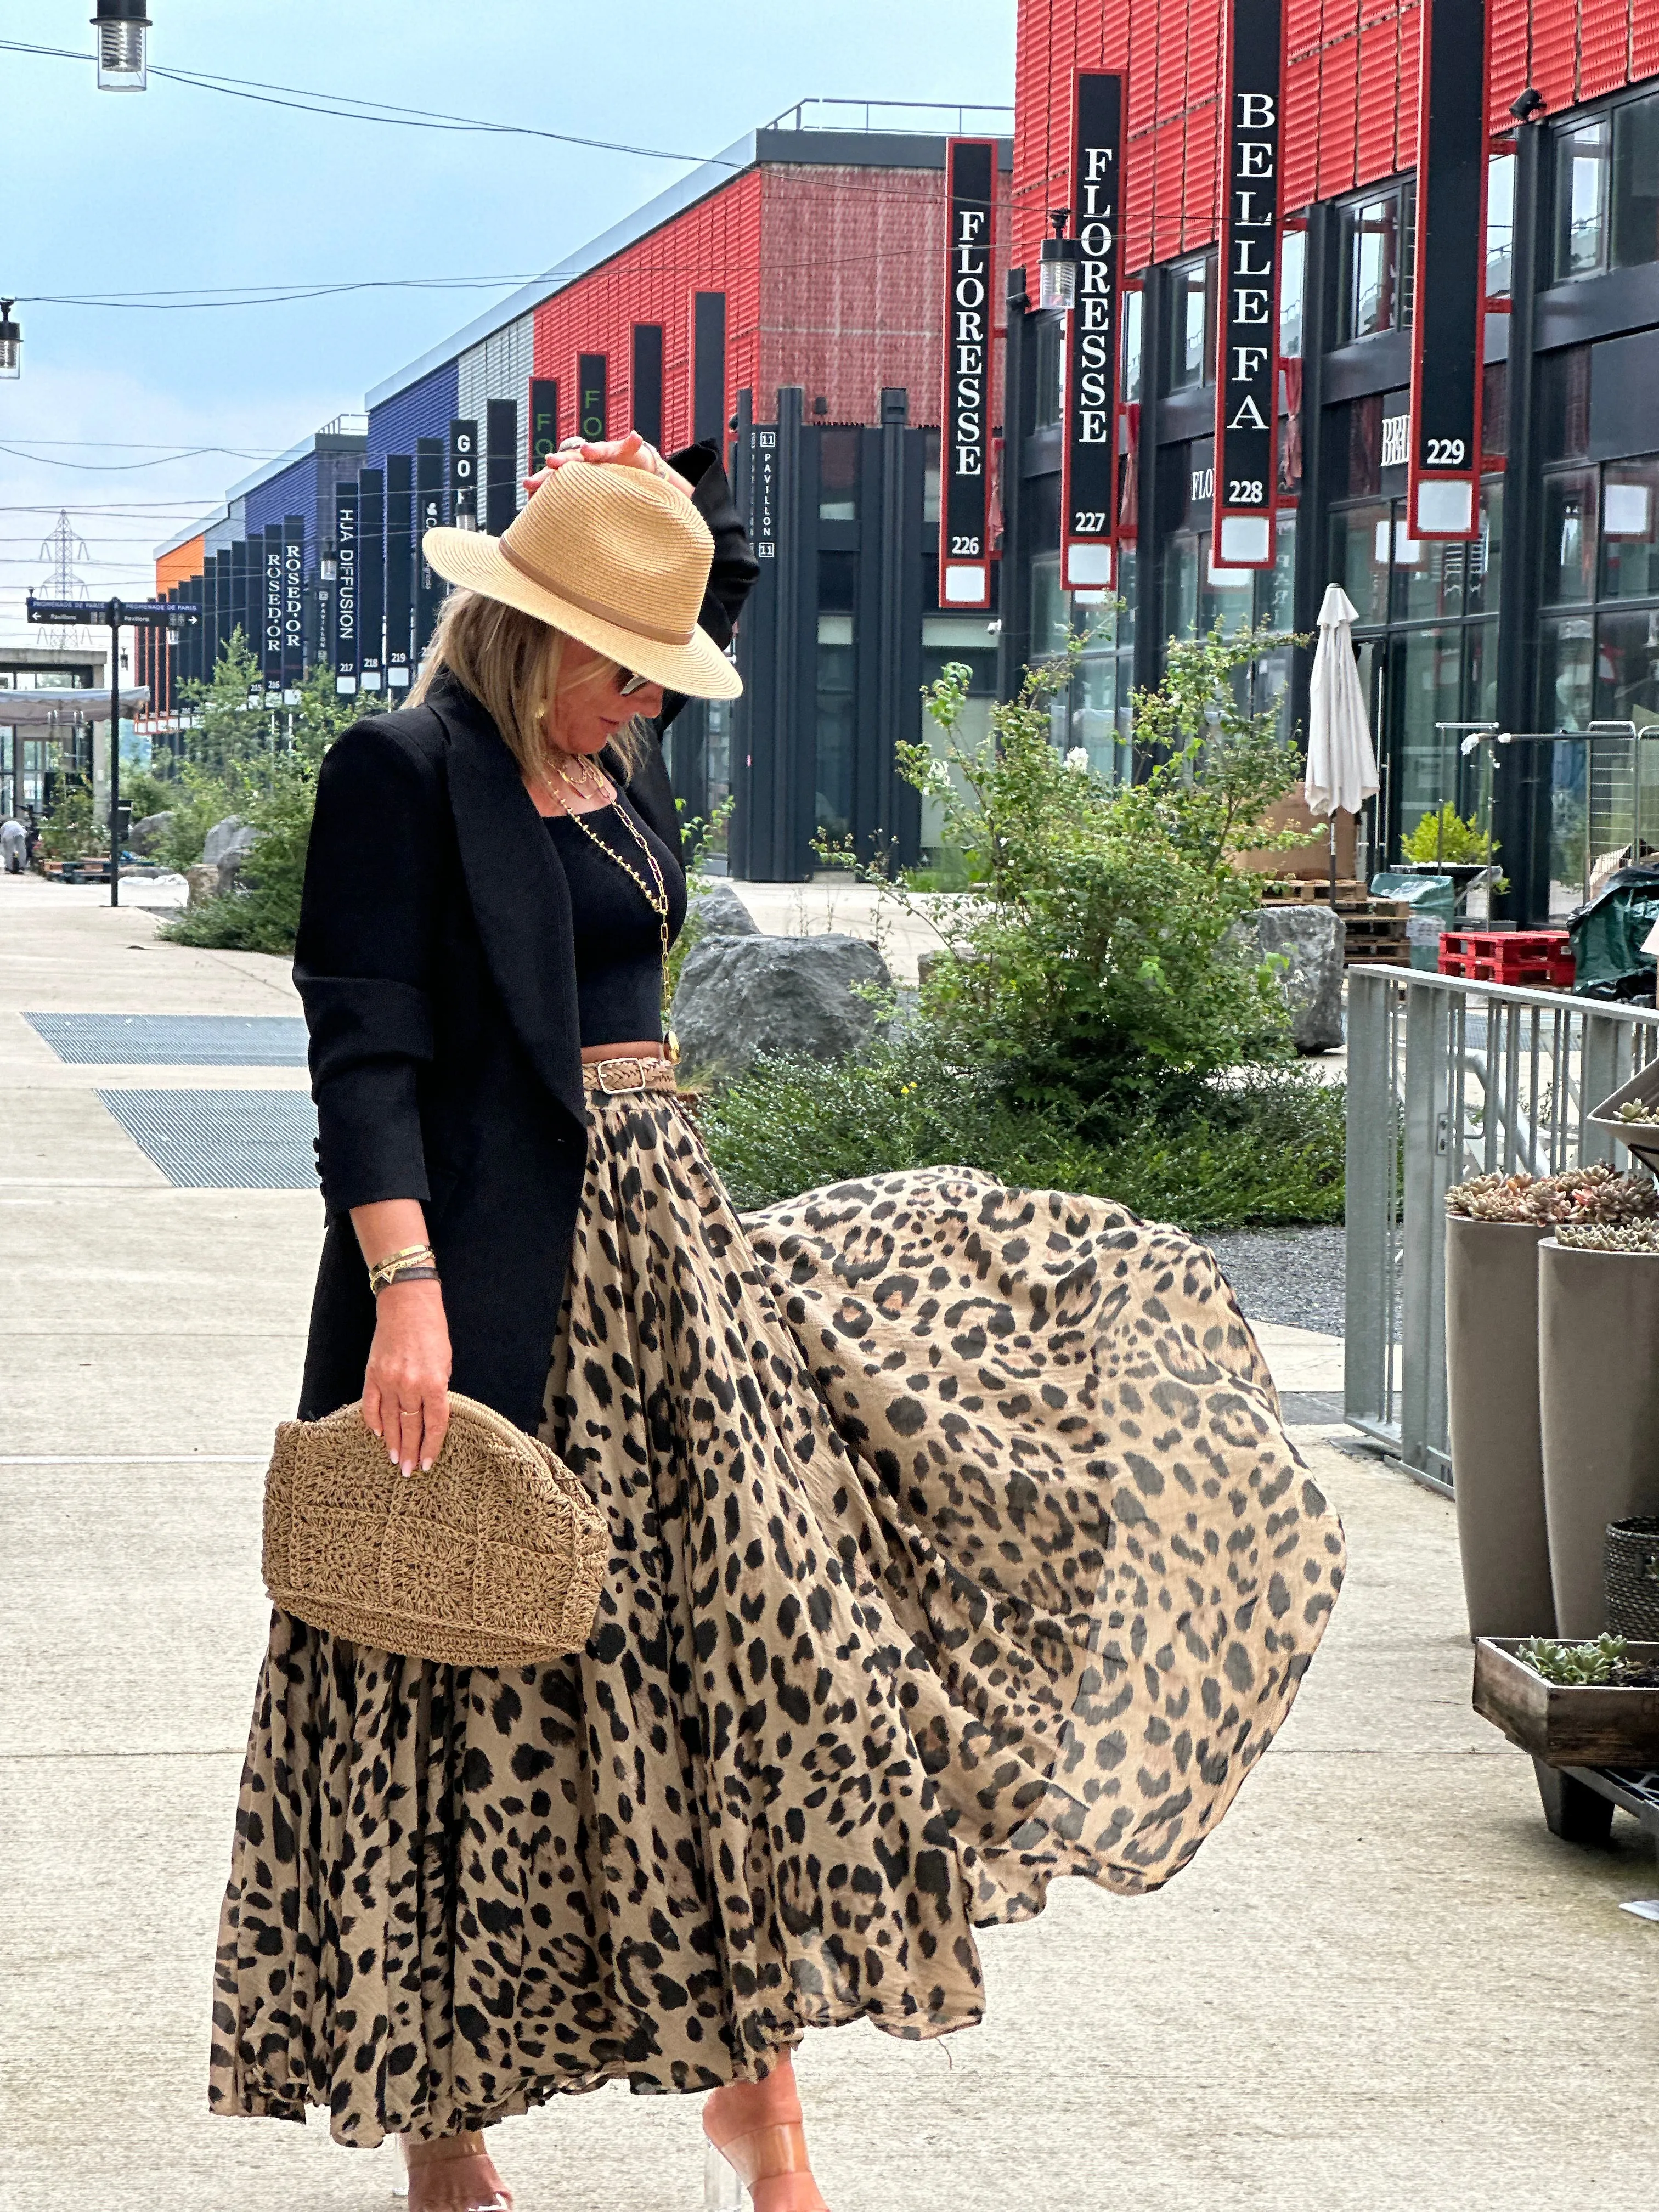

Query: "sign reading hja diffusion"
(1060, 72), (1122, 596)
(1213, 0), (1284, 569)
(939, 137), (997, 609)
(333, 485), (358, 695)
(1408, 0), (1489, 538)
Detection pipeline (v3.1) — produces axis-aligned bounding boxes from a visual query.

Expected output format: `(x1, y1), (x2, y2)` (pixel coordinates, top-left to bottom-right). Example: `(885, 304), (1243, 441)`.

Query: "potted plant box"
(1539, 1223), (1659, 1636)
(1474, 1637), (1659, 1765)
(1588, 1057), (1659, 1178)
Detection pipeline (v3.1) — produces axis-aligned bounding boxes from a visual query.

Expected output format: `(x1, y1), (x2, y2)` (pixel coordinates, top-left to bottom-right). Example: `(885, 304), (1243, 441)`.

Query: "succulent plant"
(1555, 1220), (1659, 1252)
(1516, 1633), (1632, 1685)
(1615, 1099), (1659, 1125)
(1445, 1162), (1659, 1224)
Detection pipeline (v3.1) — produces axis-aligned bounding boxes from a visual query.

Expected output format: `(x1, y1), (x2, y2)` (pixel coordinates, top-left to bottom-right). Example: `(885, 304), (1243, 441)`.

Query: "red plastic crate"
(1440, 930), (1575, 988)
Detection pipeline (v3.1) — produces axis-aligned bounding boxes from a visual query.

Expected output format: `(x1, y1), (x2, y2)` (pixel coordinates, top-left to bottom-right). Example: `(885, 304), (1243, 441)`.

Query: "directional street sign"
(27, 594), (197, 628)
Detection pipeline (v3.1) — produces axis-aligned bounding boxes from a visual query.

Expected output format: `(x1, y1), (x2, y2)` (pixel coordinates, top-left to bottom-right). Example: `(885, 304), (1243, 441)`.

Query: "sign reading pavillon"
(1213, 0), (1284, 568)
(1408, 0), (1489, 539)
(939, 137), (997, 609)
(1060, 73), (1122, 596)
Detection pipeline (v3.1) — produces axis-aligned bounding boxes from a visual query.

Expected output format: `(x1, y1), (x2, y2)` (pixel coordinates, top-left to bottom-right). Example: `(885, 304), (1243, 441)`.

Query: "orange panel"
(155, 535), (204, 596)
(1636, 0), (1659, 76)
(1488, 0), (1530, 122)
(1530, 0), (1578, 110)
(1578, 0), (1631, 99)
(1318, 25), (1362, 197)
(1356, 14), (1401, 184)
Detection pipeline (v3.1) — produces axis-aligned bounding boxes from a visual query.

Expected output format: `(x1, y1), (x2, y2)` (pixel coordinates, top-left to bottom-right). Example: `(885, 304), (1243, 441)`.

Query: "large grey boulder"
(201, 815), (248, 867)
(129, 809), (174, 857)
(685, 881), (760, 940)
(673, 933), (890, 1079)
(1231, 904), (1345, 1053)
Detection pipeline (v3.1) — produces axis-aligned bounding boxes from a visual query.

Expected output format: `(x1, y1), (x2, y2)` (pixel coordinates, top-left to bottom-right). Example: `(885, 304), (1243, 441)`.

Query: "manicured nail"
(420, 1458), (432, 1472)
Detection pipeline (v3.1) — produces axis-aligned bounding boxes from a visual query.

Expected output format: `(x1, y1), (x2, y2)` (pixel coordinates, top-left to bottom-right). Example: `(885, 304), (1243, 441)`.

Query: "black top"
(544, 796), (686, 1046)
(292, 440), (758, 1431)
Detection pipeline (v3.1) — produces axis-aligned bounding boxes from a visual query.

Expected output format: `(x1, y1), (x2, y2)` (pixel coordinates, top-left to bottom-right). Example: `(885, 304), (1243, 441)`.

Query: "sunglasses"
(616, 666), (653, 697)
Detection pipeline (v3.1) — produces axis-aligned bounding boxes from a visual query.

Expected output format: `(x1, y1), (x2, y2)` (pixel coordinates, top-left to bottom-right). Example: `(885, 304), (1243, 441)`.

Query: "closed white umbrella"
(1306, 583), (1379, 817)
(1305, 582), (1379, 901)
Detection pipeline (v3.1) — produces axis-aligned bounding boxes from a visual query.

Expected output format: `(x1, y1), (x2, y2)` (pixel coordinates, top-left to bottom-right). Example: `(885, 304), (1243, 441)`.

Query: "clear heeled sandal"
(701, 2121), (828, 2211)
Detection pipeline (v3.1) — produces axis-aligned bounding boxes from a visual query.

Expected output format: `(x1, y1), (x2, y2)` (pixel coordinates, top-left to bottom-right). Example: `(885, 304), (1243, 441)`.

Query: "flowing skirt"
(210, 1090), (1344, 2143)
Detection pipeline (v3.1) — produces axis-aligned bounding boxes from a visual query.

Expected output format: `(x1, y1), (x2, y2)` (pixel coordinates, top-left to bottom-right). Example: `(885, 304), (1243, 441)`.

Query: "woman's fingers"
(421, 1387), (450, 1472)
(362, 1376), (384, 1445)
(396, 1400), (424, 1479)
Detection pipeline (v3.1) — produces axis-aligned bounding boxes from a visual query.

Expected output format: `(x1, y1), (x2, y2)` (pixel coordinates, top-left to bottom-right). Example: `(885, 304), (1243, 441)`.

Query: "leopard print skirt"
(211, 1091), (1344, 2144)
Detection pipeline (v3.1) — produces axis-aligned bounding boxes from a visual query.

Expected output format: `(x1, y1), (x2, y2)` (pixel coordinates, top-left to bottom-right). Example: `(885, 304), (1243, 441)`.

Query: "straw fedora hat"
(422, 460), (742, 700)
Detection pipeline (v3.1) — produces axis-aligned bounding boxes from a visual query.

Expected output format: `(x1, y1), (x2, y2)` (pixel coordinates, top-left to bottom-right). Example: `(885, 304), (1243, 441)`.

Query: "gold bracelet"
(368, 1244), (437, 1292)
(373, 1265), (440, 1295)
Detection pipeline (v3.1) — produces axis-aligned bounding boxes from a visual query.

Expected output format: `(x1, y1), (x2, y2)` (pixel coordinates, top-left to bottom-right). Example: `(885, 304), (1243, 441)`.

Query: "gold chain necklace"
(540, 751), (679, 1059)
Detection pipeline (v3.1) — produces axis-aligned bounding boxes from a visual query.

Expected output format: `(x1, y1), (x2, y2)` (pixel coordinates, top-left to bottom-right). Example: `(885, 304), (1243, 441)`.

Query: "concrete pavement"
(3, 870), (1656, 2212)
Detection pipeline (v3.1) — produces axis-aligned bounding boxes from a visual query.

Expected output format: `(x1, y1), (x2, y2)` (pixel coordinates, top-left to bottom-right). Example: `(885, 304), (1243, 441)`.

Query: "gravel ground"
(1203, 1226), (1345, 1335)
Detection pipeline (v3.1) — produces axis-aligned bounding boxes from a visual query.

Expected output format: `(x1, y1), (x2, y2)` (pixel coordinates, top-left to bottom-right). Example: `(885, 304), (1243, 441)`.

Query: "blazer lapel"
(433, 674), (589, 1130)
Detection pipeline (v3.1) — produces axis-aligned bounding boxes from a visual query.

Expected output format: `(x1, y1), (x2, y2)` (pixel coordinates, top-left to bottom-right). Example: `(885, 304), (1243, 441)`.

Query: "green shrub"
(894, 622), (1308, 1123)
(37, 776), (103, 860)
(701, 1032), (1344, 1231)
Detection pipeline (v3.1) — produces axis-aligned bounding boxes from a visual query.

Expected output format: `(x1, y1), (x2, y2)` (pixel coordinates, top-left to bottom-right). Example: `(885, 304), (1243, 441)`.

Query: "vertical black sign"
(262, 523), (284, 698)
(333, 483), (358, 694)
(749, 424), (778, 560)
(358, 467), (385, 692)
(939, 138), (996, 609)
(1061, 76), (1122, 593)
(385, 455), (414, 691)
(527, 377), (558, 473)
(281, 513), (305, 697)
(693, 293), (726, 447)
(239, 539), (260, 677)
(449, 417), (477, 527)
(485, 398), (518, 535)
(228, 538), (247, 661)
(1214, 0), (1283, 568)
(631, 324), (664, 449)
(577, 354), (607, 440)
(415, 437), (444, 658)
(1409, 0), (1488, 538)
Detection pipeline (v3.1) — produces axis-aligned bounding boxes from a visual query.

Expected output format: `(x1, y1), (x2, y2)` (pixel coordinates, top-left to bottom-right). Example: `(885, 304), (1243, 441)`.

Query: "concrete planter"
(1444, 1216), (1555, 1638)
(1538, 1238), (1659, 1637)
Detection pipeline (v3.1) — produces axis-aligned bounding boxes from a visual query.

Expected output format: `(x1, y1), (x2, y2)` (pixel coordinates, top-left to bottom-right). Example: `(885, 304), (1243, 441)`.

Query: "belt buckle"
(596, 1055), (646, 1094)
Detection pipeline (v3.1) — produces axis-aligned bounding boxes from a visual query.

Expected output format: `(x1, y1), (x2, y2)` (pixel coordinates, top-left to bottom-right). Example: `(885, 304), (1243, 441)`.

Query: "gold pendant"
(667, 1028), (681, 1064)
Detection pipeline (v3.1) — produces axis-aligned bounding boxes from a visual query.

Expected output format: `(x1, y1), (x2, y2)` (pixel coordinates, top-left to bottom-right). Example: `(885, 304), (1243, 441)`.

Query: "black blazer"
(295, 445), (757, 1431)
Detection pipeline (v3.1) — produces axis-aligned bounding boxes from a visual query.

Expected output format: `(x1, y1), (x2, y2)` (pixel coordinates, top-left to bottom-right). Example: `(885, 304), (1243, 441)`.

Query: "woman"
(211, 432), (1346, 2212)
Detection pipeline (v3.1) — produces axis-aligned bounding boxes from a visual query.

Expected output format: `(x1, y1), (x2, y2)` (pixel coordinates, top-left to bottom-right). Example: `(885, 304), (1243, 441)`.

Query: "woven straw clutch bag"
(262, 1393), (607, 1665)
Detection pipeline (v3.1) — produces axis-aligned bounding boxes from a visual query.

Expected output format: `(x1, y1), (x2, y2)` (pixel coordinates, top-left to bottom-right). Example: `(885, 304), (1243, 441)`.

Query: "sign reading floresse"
(939, 138), (997, 609)
(1213, 0), (1284, 569)
(1060, 71), (1122, 596)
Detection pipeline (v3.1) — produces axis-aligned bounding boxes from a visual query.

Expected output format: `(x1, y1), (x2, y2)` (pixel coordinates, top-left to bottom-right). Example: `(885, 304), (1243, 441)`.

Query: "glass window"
(1601, 459), (1659, 601)
(1596, 606), (1659, 724)
(1555, 118), (1611, 280)
(1540, 345), (1592, 461)
(1341, 186), (1412, 341)
(1170, 254), (1217, 389)
(818, 549), (857, 613)
(1542, 470), (1598, 602)
(1121, 288), (1144, 404)
(1482, 359), (1509, 459)
(1469, 476), (1504, 617)
(1279, 228), (1307, 358)
(1345, 393), (1383, 498)
(921, 615), (1000, 693)
(1199, 541), (1255, 638)
(922, 427), (940, 524)
(1165, 533), (1201, 641)
(1541, 616), (1595, 729)
(1032, 313), (1063, 430)
(817, 430), (859, 521)
(1029, 555), (1070, 657)
(1613, 91), (1659, 270)
(1487, 152), (1516, 298)
(1330, 502), (1392, 626)
(814, 613), (855, 844)
(1393, 626), (1466, 843)
(1394, 522), (1466, 625)
(1266, 512), (1297, 631)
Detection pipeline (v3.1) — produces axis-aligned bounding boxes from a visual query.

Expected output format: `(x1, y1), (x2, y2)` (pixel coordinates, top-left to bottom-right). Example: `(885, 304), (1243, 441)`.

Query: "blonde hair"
(406, 588), (650, 781)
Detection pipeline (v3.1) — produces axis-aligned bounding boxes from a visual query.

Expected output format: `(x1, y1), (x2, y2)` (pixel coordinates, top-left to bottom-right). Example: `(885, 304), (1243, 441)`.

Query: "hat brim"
(421, 526), (743, 701)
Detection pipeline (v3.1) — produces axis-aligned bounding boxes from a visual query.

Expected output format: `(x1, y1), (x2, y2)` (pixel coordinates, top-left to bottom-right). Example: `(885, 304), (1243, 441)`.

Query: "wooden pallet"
(1262, 878), (1368, 905)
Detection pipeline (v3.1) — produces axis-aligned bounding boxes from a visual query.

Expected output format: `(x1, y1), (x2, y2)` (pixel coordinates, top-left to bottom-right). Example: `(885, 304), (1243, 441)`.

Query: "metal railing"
(764, 98), (1014, 136)
(1345, 966), (1659, 1493)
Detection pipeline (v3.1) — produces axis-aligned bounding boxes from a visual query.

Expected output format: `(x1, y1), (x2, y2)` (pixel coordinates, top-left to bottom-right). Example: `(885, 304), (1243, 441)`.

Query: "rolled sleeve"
(293, 721), (440, 1215)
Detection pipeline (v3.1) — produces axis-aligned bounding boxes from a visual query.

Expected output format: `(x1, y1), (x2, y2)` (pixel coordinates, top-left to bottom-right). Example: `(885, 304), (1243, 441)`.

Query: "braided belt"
(583, 1055), (679, 1096)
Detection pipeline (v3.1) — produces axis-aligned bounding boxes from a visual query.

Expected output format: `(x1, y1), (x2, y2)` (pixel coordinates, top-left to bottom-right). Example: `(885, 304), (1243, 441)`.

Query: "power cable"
(0, 443), (286, 471)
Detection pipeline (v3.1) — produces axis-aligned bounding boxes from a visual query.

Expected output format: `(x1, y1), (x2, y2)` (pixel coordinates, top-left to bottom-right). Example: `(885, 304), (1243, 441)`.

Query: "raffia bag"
(262, 1394), (607, 1665)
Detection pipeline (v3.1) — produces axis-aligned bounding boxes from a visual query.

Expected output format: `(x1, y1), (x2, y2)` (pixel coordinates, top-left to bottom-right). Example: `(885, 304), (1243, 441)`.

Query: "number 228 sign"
(939, 138), (997, 609)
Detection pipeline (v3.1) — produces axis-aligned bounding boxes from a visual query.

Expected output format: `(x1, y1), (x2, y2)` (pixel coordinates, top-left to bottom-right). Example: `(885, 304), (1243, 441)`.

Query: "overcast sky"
(0, 0), (1013, 642)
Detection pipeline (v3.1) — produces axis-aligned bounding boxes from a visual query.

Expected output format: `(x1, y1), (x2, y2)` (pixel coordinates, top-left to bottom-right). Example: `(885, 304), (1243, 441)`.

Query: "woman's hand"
(363, 1279), (452, 1476)
(524, 428), (695, 499)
